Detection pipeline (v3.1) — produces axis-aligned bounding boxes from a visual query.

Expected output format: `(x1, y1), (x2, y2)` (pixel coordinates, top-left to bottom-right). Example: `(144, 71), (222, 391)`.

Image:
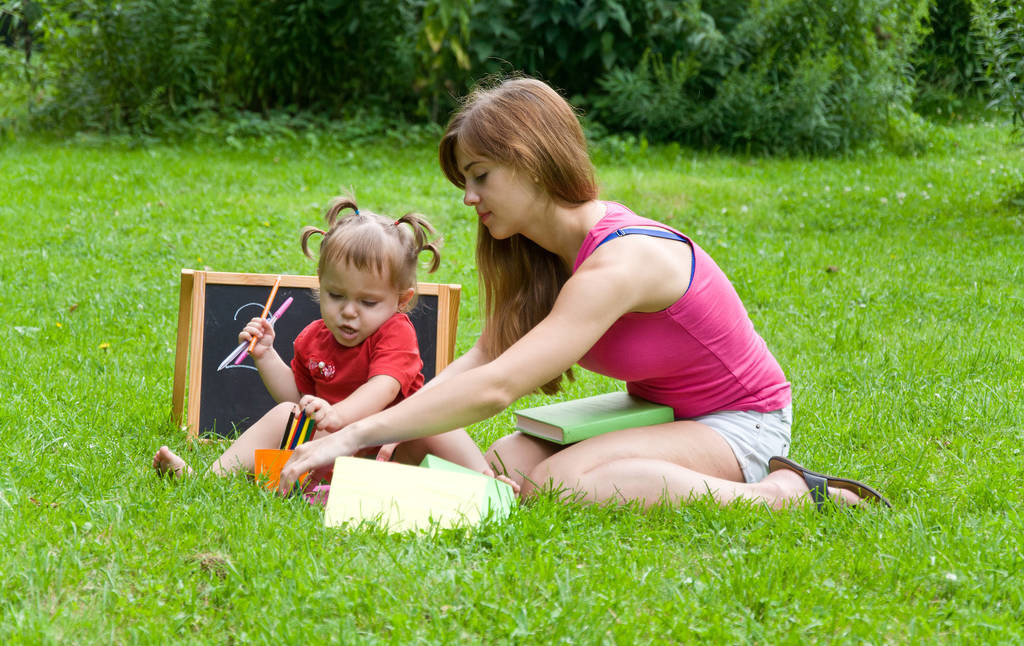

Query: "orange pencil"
(246, 275), (282, 356)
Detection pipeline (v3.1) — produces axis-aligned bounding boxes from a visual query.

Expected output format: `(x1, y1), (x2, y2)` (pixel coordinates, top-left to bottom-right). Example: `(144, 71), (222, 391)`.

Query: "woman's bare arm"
(278, 234), (691, 492)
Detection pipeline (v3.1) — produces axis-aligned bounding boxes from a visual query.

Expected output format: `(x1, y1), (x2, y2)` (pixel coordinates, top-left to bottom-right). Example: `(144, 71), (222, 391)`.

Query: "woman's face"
(454, 144), (547, 240)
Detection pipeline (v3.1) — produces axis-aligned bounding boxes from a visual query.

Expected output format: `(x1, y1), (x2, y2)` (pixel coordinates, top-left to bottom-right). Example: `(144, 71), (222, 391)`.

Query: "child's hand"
(299, 394), (344, 434)
(374, 442), (401, 462)
(238, 317), (275, 358)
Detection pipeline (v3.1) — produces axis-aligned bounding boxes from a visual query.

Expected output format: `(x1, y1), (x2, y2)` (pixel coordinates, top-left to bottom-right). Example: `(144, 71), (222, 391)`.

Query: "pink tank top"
(574, 202), (791, 419)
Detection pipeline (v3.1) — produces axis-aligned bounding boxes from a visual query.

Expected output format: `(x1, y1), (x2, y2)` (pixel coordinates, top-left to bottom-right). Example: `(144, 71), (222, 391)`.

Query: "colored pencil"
(289, 410), (303, 450)
(245, 275), (282, 357)
(226, 296), (294, 369)
(284, 409), (302, 450)
(292, 415), (305, 449)
(295, 414), (312, 449)
(297, 415), (314, 447)
(279, 410), (295, 449)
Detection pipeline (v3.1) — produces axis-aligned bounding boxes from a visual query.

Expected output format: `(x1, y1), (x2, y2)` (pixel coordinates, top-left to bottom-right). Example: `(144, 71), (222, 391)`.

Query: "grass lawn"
(1, 122), (1022, 644)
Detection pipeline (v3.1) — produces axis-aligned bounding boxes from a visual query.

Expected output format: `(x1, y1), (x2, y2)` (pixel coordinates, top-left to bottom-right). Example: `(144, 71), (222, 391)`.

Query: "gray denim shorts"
(695, 405), (792, 483)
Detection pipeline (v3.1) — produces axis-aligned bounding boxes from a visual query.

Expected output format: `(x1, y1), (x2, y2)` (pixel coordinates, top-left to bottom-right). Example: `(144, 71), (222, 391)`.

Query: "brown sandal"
(768, 456), (892, 510)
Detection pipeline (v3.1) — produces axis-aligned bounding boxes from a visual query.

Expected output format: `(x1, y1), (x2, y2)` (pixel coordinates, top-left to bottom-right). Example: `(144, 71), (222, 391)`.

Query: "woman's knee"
(484, 434), (518, 477)
(522, 453), (586, 498)
(485, 432), (555, 488)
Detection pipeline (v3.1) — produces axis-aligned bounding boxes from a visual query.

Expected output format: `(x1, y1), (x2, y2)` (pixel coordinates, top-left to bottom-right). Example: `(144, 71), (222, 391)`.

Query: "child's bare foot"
(153, 445), (193, 478)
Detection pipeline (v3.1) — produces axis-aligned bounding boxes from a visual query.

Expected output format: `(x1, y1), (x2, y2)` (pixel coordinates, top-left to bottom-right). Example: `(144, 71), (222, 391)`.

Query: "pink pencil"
(230, 295), (293, 367)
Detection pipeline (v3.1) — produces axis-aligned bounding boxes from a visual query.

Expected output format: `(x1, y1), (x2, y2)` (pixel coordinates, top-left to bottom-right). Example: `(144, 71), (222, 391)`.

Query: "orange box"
(254, 449), (299, 491)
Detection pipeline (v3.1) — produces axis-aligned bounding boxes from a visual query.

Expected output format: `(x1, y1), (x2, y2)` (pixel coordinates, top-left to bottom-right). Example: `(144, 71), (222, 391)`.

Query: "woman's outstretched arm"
(278, 235), (690, 493)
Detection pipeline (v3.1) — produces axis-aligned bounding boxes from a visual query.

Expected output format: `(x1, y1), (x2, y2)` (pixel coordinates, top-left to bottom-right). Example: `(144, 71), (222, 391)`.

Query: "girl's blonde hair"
(300, 196), (441, 311)
(439, 77), (597, 394)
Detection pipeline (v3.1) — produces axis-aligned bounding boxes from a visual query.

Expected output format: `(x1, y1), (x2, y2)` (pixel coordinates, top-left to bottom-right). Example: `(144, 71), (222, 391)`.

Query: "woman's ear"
(398, 287), (416, 312)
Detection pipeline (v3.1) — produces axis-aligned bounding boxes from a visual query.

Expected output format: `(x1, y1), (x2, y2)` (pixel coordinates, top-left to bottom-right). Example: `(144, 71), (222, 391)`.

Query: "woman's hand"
(238, 317), (275, 359)
(299, 394), (344, 434)
(278, 431), (359, 496)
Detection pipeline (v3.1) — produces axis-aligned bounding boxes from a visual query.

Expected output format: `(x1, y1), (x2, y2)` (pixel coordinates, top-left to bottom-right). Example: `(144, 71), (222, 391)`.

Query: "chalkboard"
(172, 270), (461, 439)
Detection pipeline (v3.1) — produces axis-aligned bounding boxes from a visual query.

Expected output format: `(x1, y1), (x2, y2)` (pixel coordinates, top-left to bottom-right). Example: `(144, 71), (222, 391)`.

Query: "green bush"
(386, 0), (752, 124)
(594, 0), (931, 155)
(222, 0), (417, 114)
(33, 0), (420, 134)
(911, 0), (1003, 118)
(37, 0), (220, 133)
(16, 0), (1013, 153)
(977, 0), (1024, 129)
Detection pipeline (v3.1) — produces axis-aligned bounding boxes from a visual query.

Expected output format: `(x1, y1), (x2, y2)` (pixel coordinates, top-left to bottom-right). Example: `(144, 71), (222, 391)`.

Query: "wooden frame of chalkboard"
(171, 269), (461, 440)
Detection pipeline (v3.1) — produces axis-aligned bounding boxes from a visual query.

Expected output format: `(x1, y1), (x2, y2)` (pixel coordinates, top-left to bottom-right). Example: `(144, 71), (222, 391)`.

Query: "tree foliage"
(4, 0), (1021, 153)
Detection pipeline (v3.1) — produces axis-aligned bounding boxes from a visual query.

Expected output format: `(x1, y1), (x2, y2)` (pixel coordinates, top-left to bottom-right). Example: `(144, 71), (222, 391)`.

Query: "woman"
(280, 77), (889, 510)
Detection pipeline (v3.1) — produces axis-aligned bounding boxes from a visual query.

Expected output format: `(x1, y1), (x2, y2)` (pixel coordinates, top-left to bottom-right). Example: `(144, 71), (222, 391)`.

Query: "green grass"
(1, 122), (1022, 644)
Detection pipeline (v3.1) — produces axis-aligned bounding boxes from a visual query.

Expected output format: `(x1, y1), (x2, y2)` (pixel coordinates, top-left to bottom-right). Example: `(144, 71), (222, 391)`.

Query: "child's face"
(318, 261), (413, 347)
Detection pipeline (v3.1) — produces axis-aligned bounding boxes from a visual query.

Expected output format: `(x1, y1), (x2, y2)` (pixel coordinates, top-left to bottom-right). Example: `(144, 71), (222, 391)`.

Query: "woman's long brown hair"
(440, 77), (598, 394)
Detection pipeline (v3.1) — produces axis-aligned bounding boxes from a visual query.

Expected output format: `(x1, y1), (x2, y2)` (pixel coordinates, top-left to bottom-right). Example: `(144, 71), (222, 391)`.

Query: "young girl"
(276, 78), (889, 510)
(153, 197), (468, 479)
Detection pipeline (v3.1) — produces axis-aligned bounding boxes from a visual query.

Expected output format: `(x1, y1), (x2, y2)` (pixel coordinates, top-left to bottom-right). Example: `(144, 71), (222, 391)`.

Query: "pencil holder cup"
(254, 449), (295, 491)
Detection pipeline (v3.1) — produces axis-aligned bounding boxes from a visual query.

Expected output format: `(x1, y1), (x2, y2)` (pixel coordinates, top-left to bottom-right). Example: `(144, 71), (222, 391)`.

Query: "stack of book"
(323, 454), (516, 533)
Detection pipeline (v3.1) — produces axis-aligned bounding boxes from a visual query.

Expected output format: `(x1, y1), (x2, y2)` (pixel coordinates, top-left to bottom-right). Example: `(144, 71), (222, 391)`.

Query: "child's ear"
(398, 287), (415, 312)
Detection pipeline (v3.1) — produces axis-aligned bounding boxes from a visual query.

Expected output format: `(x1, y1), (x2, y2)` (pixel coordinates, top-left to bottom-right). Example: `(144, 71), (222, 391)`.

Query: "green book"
(323, 455), (516, 533)
(419, 454), (518, 520)
(514, 392), (675, 444)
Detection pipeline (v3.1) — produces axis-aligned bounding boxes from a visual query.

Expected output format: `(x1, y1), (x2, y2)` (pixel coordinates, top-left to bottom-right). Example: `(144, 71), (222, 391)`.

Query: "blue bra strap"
(593, 227), (695, 291)
(595, 226), (689, 248)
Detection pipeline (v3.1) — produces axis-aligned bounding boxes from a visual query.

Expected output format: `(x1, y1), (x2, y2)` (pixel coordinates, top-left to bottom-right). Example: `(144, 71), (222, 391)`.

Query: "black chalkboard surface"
(172, 270), (461, 439)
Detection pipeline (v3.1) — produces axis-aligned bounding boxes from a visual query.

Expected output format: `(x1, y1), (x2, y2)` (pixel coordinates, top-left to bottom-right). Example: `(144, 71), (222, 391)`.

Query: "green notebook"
(514, 392), (675, 444)
(419, 454), (518, 520)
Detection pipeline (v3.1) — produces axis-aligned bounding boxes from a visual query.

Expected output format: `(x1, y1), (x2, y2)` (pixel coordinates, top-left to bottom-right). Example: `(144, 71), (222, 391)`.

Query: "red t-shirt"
(290, 312), (424, 407)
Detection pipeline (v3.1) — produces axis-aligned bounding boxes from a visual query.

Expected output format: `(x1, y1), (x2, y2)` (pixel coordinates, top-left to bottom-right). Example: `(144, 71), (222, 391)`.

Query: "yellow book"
(323, 455), (516, 532)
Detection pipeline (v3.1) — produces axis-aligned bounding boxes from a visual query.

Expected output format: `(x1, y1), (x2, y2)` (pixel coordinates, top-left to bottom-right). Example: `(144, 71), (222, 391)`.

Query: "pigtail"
(301, 196), (361, 260)
(324, 196), (360, 226)
(300, 226), (326, 260)
(394, 212), (442, 274)
(302, 196), (442, 309)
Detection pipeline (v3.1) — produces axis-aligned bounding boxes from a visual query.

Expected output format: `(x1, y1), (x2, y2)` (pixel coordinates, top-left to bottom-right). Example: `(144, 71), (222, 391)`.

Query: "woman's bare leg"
(517, 420), (860, 508)
(485, 431), (564, 490)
